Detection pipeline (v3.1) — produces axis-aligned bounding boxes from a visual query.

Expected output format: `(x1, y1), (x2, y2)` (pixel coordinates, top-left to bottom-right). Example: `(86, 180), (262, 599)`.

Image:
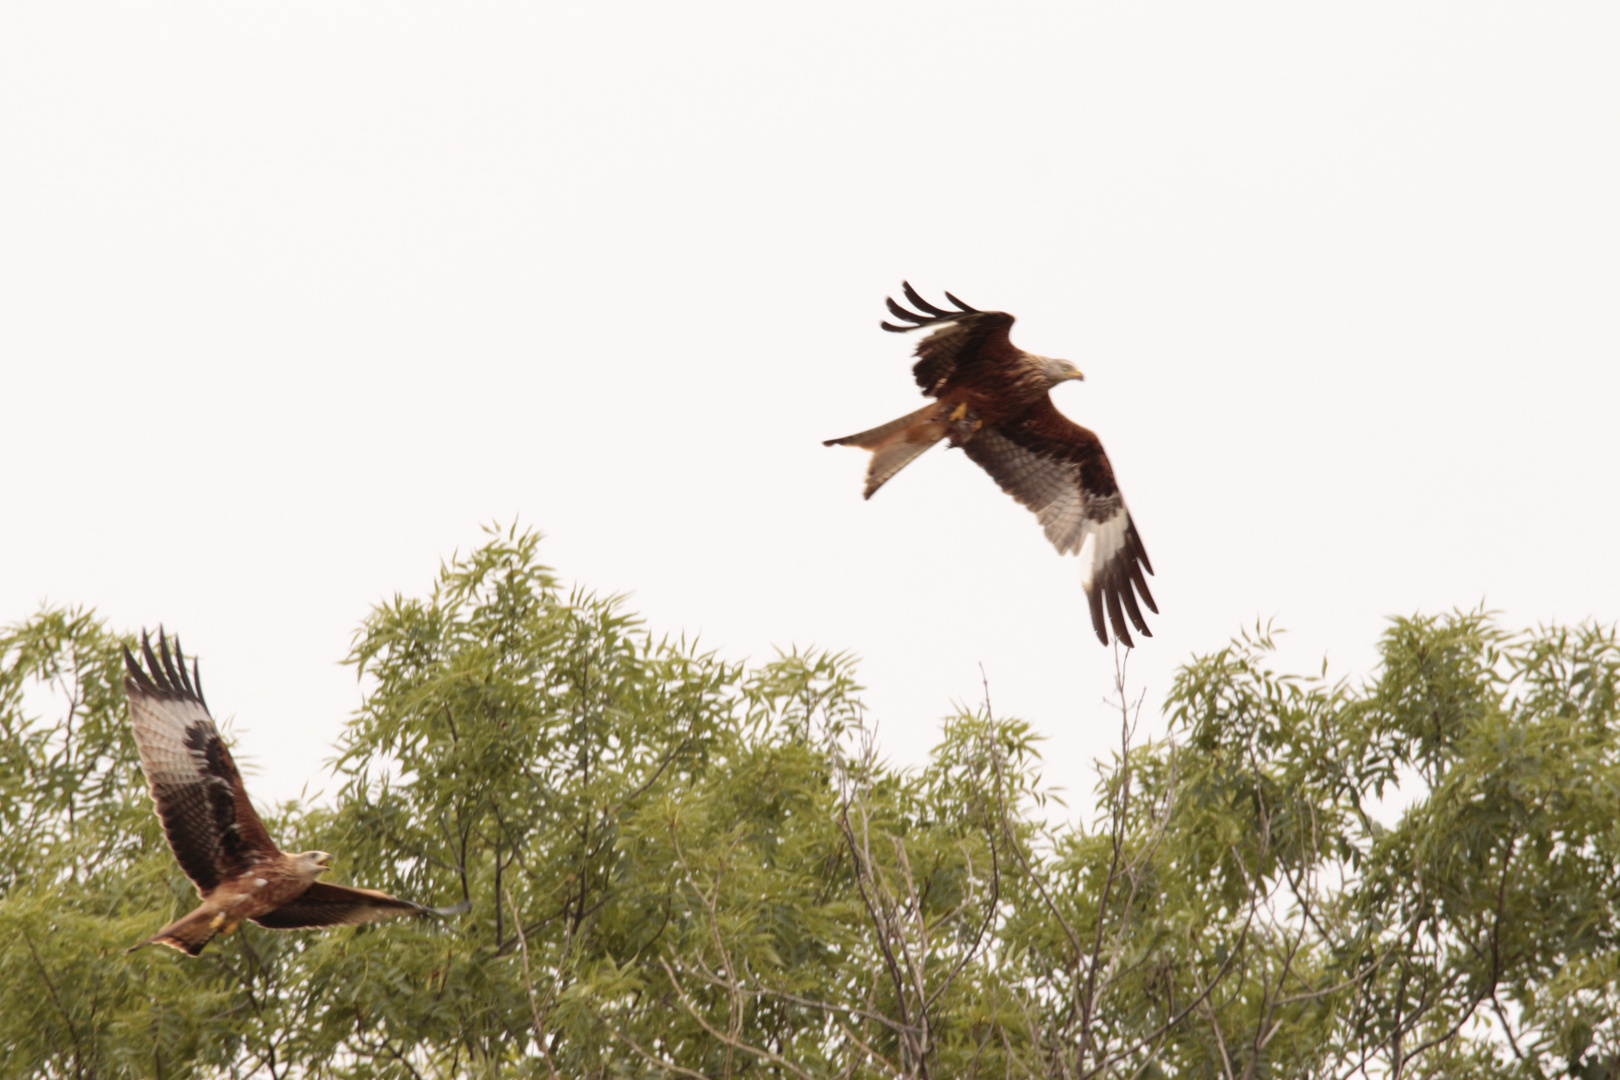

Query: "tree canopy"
(2, 527), (1618, 1079)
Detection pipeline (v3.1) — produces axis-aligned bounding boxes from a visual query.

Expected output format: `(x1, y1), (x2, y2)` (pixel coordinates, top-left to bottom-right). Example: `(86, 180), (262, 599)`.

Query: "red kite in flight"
(124, 631), (462, 955)
(826, 285), (1156, 646)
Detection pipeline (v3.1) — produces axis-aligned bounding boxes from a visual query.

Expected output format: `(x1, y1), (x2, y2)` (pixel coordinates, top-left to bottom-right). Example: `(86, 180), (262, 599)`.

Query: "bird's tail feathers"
(128, 907), (223, 957)
(824, 403), (949, 499)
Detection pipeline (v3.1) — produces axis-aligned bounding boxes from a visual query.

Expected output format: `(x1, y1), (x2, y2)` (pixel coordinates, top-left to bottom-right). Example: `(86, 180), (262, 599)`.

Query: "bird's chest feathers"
(940, 370), (1049, 423)
(206, 859), (315, 914)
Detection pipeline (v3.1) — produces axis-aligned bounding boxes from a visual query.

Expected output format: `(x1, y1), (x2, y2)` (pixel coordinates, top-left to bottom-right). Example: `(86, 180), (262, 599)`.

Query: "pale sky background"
(3, 4), (1617, 811)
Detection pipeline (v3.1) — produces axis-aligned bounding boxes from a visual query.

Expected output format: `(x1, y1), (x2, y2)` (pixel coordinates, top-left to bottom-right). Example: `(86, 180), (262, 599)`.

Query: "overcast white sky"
(3, 4), (1617, 810)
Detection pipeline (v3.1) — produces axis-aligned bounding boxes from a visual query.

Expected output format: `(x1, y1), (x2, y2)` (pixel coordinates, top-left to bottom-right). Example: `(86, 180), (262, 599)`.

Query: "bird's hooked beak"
(314, 852), (334, 871)
(1063, 362), (1085, 382)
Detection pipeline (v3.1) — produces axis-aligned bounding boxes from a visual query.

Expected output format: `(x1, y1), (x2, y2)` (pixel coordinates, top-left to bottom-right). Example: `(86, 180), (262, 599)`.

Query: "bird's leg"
(945, 402), (982, 447)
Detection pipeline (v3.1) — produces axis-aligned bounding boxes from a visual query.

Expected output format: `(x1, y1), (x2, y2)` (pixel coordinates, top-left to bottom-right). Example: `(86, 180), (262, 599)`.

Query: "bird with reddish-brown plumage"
(123, 631), (463, 955)
(825, 284), (1157, 647)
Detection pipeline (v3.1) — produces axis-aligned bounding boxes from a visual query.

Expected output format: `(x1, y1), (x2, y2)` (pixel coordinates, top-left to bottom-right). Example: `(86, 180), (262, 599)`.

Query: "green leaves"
(3, 537), (1619, 1078)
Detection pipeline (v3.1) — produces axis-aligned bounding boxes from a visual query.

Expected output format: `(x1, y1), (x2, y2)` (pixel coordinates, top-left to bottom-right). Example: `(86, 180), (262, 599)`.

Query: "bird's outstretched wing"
(250, 881), (469, 929)
(882, 283), (1019, 396)
(960, 399), (1157, 646)
(123, 631), (280, 892)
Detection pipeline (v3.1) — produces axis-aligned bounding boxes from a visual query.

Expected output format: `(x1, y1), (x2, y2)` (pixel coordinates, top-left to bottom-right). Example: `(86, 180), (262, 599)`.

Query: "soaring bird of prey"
(123, 631), (462, 955)
(825, 285), (1156, 647)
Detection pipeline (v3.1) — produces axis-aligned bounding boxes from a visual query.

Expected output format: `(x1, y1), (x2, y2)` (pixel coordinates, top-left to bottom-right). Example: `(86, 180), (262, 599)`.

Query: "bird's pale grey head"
(297, 851), (334, 874)
(1034, 355), (1085, 387)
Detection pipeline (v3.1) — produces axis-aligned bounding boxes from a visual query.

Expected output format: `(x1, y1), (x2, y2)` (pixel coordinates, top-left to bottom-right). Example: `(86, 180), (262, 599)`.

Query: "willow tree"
(2, 527), (1617, 1079)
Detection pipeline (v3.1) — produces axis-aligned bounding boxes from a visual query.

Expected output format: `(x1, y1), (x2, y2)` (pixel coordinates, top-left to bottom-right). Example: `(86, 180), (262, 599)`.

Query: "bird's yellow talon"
(949, 403), (969, 421)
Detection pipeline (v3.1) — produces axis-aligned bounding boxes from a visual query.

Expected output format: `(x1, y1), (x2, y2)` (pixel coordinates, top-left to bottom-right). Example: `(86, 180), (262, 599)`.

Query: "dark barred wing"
(961, 400), (1157, 647)
(251, 881), (463, 929)
(123, 631), (280, 892)
(881, 283), (1020, 397)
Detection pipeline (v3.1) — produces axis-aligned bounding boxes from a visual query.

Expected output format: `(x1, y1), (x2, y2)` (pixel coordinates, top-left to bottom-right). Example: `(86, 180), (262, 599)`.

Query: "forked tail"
(824, 402), (949, 499)
(128, 907), (225, 956)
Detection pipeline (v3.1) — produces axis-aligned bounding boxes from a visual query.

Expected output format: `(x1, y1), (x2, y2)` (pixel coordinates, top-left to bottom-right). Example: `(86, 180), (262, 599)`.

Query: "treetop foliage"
(3, 526), (1618, 1078)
